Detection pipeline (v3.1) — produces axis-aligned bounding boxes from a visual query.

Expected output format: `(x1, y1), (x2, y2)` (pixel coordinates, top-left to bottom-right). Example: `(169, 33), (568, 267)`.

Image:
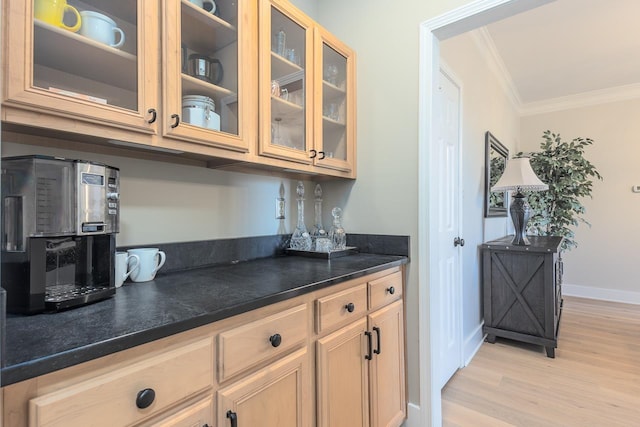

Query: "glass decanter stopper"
(289, 181), (312, 251)
(311, 184), (330, 252)
(329, 207), (346, 251)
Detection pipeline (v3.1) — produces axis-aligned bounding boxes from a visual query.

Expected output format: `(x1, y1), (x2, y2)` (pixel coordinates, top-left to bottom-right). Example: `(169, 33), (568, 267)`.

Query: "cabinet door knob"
(227, 410), (238, 427)
(170, 113), (180, 128)
(454, 237), (465, 247)
(136, 388), (155, 409)
(309, 149), (317, 159)
(345, 302), (355, 313)
(318, 151), (326, 160)
(269, 333), (282, 347)
(364, 331), (373, 360)
(373, 326), (381, 355)
(386, 286), (395, 295)
(147, 108), (157, 124)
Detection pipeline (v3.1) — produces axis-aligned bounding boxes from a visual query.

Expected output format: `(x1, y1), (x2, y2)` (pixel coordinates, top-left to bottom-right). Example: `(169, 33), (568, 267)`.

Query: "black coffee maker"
(1, 156), (120, 313)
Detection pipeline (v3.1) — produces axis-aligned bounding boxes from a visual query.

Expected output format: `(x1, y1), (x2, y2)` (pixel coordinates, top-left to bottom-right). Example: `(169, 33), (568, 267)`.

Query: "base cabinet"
(316, 298), (405, 427)
(316, 318), (370, 427)
(217, 348), (310, 427)
(2, 267), (405, 427)
(481, 235), (563, 358)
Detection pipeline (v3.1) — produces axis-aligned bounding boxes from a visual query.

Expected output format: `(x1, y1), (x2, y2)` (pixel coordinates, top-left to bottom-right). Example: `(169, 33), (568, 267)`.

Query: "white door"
(433, 68), (463, 389)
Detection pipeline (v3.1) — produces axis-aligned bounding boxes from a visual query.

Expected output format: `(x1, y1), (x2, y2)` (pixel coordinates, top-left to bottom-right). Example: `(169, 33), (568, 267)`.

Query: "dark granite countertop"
(1, 253), (407, 386)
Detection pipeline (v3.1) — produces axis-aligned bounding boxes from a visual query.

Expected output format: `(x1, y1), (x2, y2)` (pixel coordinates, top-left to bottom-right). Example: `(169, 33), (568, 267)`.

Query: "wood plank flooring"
(442, 296), (640, 427)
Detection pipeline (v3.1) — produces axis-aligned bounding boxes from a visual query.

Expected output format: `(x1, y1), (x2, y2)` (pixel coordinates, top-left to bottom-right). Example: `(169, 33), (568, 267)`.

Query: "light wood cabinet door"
(161, 0), (256, 152)
(2, 0), (159, 134)
(316, 317), (369, 427)
(217, 348), (310, 427)
(313, 26), (356, 173)
(258, 0), (315, 165)
(368, 300), (406, 427)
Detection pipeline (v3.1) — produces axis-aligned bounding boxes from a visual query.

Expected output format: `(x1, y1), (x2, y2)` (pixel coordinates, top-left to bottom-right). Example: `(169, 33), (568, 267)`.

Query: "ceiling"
(483, 0), (640, 107)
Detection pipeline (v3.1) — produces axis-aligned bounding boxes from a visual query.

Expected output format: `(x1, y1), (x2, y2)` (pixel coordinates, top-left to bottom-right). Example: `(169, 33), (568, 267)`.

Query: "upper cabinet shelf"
(33, 20), (137, 92)
(181, 0), (237, 52)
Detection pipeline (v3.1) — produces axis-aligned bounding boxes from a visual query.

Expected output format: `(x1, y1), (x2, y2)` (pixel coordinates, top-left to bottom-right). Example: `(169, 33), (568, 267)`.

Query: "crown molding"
(520, 83), (640, 116)
(471, 27), (523, 112)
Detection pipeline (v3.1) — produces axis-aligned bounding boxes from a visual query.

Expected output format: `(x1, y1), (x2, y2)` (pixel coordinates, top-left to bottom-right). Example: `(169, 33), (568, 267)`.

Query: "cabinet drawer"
(218, 304), (308, 382)
(29, 338), (214, 427)
(315, 283), (367, 334)
(368, 271), (402, 311)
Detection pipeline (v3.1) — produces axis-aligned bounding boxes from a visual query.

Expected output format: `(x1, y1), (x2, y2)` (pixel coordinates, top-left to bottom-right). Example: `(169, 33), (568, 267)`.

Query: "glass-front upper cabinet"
(3, 0), (158, 133)
(163, 0), (255, 152)
(314, 26), (356, 173)
(258, 0), (314, 164)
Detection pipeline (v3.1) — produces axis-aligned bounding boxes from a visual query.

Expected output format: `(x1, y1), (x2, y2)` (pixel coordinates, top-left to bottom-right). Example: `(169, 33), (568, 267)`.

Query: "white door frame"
(417, 0), (553, 425)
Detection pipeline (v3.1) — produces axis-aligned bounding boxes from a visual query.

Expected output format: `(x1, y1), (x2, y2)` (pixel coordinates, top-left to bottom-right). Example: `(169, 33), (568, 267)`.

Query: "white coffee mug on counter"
(127, 248), (166, 283)
(79, 11), (125, 49)
(115, 251), (140, 288)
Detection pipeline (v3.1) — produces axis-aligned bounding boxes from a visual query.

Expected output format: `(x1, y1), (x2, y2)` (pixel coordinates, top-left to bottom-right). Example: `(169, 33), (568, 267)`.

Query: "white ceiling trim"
(520, 83), (640, 116)
(471, 27), (522, 112)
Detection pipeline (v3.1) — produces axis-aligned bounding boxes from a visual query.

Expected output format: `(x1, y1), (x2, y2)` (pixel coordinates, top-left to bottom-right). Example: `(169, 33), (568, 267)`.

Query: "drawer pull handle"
(365, 331), (373, 360)
(227, 410), (238, 427)
(386, 286), (395, 295)
(269, 333), (282, 348)
(373, 326), (381, 355)
(345, 302), (355, 313)
(309, 149), (318, 159)
(136, 388), (155, 409)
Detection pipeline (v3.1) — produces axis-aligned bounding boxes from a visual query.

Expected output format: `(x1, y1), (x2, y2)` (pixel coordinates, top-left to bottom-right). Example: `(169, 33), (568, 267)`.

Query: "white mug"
(115, 251), (140, 288)
(79, 11), (125, 49)
(188, 0), (217, 15)
(127, 248), (166, 283)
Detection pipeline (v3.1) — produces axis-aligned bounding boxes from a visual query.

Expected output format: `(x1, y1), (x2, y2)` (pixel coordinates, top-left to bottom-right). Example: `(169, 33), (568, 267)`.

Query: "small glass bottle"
(275, 29), (286, 56)
(311, 184), (330, 251)
(289, 181), (312, 251)
(329, 207), (346, 251)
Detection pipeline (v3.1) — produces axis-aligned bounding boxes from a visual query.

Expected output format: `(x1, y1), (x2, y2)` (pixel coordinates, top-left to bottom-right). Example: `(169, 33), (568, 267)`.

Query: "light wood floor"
(442, 296), (640, 427)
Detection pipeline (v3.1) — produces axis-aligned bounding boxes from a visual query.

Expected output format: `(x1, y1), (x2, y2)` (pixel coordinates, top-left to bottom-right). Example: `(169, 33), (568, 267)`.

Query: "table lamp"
(491, 157), (548, 245)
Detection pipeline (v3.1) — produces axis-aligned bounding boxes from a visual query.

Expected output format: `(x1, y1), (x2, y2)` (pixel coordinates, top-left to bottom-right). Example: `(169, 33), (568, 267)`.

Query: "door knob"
(454, 237), (465, 247)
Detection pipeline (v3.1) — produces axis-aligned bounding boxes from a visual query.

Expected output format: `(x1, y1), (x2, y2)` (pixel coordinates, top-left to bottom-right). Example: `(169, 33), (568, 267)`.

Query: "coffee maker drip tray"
(45, 284), (115, 311)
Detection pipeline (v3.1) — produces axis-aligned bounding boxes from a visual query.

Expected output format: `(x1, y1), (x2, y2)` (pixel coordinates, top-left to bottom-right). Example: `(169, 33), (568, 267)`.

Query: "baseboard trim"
(563, 283), (640, 305)
(403, 403), (422, 427)
(463, 322), (485, 366)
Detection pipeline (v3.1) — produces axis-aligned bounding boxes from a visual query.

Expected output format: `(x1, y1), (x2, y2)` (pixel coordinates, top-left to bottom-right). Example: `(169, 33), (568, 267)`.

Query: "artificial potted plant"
(519, 130), (603, 251)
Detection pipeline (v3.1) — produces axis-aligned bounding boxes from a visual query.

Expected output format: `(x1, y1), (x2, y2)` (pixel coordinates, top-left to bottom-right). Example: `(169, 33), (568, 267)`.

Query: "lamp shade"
(491, 157), (548, 192)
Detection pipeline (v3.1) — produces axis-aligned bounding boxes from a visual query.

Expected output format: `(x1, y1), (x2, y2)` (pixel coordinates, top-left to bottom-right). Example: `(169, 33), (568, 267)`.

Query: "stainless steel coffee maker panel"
(75, 162), (119, 235)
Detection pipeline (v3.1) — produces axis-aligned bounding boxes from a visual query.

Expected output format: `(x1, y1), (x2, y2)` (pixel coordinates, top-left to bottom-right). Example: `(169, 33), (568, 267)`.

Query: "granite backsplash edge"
(119, 234), (410, 275)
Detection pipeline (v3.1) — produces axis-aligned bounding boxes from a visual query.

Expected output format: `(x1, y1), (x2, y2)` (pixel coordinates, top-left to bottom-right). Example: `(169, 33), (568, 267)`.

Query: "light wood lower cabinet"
(368, 300), (406, 427)
(2, 267), (405, 427)
(316, 282), (406, 427)
(217, 348), (310, 427)
(316, 318), (370, 427)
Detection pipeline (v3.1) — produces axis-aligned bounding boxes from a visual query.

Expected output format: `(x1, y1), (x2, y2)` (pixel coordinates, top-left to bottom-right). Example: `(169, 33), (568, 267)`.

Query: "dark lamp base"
(509, 191), (531, 246)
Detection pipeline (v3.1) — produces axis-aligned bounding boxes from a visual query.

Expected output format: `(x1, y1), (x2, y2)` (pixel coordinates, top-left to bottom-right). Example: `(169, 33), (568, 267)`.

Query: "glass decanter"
(289, 181), (312, 251)
(329, 207), (346, 251)
(311, 184), (330, 251)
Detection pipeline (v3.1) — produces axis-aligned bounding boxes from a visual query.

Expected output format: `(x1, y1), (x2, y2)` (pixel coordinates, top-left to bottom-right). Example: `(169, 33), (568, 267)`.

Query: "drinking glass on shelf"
(324, 64), (338, 85)
(324, 102), (339, 121)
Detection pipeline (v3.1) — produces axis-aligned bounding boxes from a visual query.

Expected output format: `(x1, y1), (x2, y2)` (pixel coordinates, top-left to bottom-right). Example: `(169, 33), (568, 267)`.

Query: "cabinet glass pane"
(321, 44), (347, 162)
(180, 0), (239, 135)
(270, 7), (306, 152)
(32, 0), (139, 111)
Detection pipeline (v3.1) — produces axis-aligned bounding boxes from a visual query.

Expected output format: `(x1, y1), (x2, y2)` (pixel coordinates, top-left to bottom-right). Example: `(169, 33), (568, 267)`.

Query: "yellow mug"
(34, 0), (82, 32)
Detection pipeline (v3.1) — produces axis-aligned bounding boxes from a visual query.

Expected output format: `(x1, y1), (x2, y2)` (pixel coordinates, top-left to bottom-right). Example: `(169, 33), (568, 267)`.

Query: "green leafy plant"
(518, 130), (602, 251)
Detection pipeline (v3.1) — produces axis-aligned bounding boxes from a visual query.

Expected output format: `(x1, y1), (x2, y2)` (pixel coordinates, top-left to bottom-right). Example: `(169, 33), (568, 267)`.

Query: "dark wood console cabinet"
(481, 235), (563, 358)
